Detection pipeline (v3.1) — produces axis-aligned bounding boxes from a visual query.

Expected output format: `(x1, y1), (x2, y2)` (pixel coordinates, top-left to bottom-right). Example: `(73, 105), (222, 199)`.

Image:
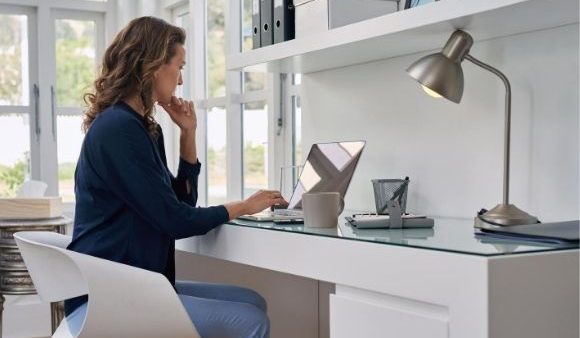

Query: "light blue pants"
(66, 280), (269, 338)
(175, 280), (270, 338)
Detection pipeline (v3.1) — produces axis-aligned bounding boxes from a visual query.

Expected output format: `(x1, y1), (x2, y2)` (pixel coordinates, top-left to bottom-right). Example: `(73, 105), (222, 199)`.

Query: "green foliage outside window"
(0, 161), (25, 197)
(244, 142), (265, 176)
(56, 20), (95, 107)
(207, 0), (226, 98)
(0, 15), (24, 105)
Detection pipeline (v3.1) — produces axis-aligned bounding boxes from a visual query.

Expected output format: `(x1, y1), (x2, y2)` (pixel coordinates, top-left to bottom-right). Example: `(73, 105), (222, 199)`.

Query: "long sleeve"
(155, 125), (200, 207)
(85, 113), (229, 240)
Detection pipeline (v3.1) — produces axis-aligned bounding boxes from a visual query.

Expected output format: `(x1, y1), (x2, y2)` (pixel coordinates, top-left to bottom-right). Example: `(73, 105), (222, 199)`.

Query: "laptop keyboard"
(273, 209), (303, 217)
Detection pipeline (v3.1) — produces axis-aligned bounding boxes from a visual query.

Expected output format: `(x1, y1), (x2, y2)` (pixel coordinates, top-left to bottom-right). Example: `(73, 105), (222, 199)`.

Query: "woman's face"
(153, 44), (185, 104)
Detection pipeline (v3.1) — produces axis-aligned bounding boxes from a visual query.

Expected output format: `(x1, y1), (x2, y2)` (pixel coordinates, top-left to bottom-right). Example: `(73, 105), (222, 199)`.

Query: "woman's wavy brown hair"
(82, 17), (185, 135)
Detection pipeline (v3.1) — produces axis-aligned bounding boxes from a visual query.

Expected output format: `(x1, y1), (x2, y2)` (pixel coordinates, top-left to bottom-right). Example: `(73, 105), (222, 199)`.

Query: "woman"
(64, 16), (285, 338)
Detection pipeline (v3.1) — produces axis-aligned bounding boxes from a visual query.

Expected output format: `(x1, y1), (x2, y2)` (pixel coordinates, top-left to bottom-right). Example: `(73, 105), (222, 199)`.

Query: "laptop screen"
(287, 141), (366, 210)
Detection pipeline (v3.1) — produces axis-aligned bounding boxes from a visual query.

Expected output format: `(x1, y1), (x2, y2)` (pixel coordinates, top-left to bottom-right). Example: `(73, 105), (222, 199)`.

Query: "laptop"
(239, 141), (366, 222)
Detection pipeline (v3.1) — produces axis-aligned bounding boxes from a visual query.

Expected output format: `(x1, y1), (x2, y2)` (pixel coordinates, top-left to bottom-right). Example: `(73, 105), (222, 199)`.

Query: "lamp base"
(474, 203), (539, 229)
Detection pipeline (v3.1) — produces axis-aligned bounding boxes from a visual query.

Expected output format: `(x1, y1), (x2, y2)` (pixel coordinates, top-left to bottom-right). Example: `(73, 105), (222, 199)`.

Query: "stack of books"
(0, 197), (62, 220)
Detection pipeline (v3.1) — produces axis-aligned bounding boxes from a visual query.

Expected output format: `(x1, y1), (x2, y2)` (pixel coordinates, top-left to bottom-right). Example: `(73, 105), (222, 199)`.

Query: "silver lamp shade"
(407, 30), (474, 103)
(407, 53), (464, 103)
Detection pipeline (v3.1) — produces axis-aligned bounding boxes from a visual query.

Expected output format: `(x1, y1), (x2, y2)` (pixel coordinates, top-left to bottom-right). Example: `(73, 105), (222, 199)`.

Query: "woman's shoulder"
(86, 103), (149, 141)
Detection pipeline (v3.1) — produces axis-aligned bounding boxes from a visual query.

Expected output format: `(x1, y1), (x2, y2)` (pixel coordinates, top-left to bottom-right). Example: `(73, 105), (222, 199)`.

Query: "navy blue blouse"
(65, 102), (229, 315)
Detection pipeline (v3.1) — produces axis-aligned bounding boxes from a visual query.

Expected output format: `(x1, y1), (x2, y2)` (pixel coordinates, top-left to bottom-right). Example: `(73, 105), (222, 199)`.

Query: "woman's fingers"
(188, 101), (194, 116)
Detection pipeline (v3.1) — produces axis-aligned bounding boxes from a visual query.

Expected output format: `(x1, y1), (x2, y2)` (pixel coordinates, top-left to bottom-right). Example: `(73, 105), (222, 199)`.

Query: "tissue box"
(294, 0), (400, 39)
(0, 197), (62, 220)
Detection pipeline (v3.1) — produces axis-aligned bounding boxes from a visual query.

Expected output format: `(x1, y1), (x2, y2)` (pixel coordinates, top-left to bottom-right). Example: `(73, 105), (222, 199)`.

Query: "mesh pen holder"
(372, 177), (409, 215)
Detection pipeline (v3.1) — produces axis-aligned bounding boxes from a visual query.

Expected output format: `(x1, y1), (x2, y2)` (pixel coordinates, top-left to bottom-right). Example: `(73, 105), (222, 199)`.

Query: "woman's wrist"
(179, 129), (197, 164)
(180, 127), (196, 137)
(224, 201), (248, 220)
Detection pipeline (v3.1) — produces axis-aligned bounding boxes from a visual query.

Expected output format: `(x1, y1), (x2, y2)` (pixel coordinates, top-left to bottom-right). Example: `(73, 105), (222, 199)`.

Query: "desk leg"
(50, 301), (64, 334)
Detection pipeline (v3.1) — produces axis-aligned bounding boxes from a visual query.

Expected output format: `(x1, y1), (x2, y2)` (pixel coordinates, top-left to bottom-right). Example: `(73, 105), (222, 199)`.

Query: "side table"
(0, 217), (72, 337)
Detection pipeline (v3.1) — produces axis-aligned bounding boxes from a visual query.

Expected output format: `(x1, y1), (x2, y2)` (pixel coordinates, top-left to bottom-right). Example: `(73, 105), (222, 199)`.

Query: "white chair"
(14, 231), (200, 338)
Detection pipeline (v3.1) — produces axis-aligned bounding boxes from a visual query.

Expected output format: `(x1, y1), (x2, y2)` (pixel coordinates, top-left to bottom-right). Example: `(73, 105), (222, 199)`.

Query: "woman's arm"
(157, 98), (199, 203)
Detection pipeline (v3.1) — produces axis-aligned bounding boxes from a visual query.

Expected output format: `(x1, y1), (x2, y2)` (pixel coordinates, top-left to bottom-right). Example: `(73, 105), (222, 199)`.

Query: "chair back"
(14, 231), (86, 302)
(15, 231), (200, 338)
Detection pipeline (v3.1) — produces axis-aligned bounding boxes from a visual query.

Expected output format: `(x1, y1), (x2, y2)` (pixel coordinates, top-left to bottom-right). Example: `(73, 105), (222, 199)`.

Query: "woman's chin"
(157, 98), (171, 106)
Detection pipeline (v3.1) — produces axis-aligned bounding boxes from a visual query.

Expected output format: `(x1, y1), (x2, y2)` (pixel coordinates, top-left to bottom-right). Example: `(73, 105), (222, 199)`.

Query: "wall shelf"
(226, 0), (579, 74)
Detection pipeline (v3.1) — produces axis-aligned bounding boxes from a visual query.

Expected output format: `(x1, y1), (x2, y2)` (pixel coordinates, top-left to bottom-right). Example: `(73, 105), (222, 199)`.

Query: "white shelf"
(227, 0), (579, 74)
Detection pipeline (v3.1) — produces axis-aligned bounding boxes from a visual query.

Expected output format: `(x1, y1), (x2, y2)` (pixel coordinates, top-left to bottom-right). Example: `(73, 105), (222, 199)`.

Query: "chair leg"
(50, 301), (64, 334)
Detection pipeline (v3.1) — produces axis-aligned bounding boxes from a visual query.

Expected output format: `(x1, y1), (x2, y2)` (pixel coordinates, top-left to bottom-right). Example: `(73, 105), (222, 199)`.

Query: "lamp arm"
(465, 54), (511, 205)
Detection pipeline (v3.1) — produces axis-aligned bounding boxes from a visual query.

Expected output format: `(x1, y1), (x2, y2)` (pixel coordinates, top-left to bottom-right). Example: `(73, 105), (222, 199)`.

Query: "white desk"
(177, 218), (579, 338)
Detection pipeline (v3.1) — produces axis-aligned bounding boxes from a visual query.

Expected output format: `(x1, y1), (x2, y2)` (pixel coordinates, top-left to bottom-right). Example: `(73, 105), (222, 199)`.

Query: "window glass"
(244, 72), (266, 92)
(0, 14), (29, 106)
(57, 115), (84, 202)
(207, 0), (226, 98)
(293, 74), (302, 85)
(242, 0), (252, 52)
(175, 10), (191, 100)
(243, 101), (268, 198)
(293, 96), (302, 167)
(207, 106), (227, 205)
(0, 114), (30, 197)
(55, 19), (96, 107)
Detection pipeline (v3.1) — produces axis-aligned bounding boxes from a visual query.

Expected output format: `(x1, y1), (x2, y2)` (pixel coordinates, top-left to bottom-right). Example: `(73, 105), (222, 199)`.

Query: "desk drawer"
(330, 293), (449, 338)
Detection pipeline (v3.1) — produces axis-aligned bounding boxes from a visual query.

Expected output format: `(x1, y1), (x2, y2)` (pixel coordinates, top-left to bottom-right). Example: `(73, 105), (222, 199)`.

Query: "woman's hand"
(243, 190), (288, 215)
(158, 96), (197, 132)
(224, 190), (288, 220)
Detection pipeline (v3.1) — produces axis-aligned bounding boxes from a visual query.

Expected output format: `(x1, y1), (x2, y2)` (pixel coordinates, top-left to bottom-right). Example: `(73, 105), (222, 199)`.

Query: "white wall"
(301, 24), (579, 222)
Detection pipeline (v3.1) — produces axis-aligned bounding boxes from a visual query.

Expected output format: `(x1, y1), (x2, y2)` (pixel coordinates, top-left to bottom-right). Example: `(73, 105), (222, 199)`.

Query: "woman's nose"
(178, 71), (183, 86)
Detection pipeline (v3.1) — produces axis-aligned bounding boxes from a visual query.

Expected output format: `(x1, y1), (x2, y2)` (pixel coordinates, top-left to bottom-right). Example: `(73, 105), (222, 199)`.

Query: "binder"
(478, 220), (580, 244)
(252, 0), (261, 49)
(273, 0), (294, 44)
(260, 0), (274, 46)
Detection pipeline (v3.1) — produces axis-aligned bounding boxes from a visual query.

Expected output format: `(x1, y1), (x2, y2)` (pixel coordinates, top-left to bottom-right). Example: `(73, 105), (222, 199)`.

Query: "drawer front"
(0, 270), (35, 294)
(330, 293), (449, 338)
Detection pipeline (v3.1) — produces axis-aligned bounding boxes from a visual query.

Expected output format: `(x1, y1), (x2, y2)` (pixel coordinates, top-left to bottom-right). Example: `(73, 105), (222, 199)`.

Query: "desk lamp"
(406, 30), (539, 228)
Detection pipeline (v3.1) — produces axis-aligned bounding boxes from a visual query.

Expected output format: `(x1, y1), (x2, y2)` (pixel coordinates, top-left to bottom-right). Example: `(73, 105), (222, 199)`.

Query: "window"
(243, 101), (268, 197)
(207, 106), (228, 205)
(292, 96), (302, 168)
(174, 10), (192, 100)
(55, 17), (100, 202)
(55, 19), (96, 107)
(173, 1), (289, 204)
(241, 0), (253, 52)
(0, 115), (30, 197)
(207, 0), (226, 98)
(0, 1), (108, 201)
(0, 12), (32, 197)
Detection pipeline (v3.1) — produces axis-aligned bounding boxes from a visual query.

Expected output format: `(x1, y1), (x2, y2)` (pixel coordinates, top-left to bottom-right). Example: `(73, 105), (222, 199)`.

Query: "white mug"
(302, 192), (344, 228)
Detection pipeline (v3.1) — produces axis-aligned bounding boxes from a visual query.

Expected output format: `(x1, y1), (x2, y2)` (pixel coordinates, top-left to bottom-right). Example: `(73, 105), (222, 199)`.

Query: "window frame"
(164, 0), (303, 206)
(0, 0), (113, 208)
